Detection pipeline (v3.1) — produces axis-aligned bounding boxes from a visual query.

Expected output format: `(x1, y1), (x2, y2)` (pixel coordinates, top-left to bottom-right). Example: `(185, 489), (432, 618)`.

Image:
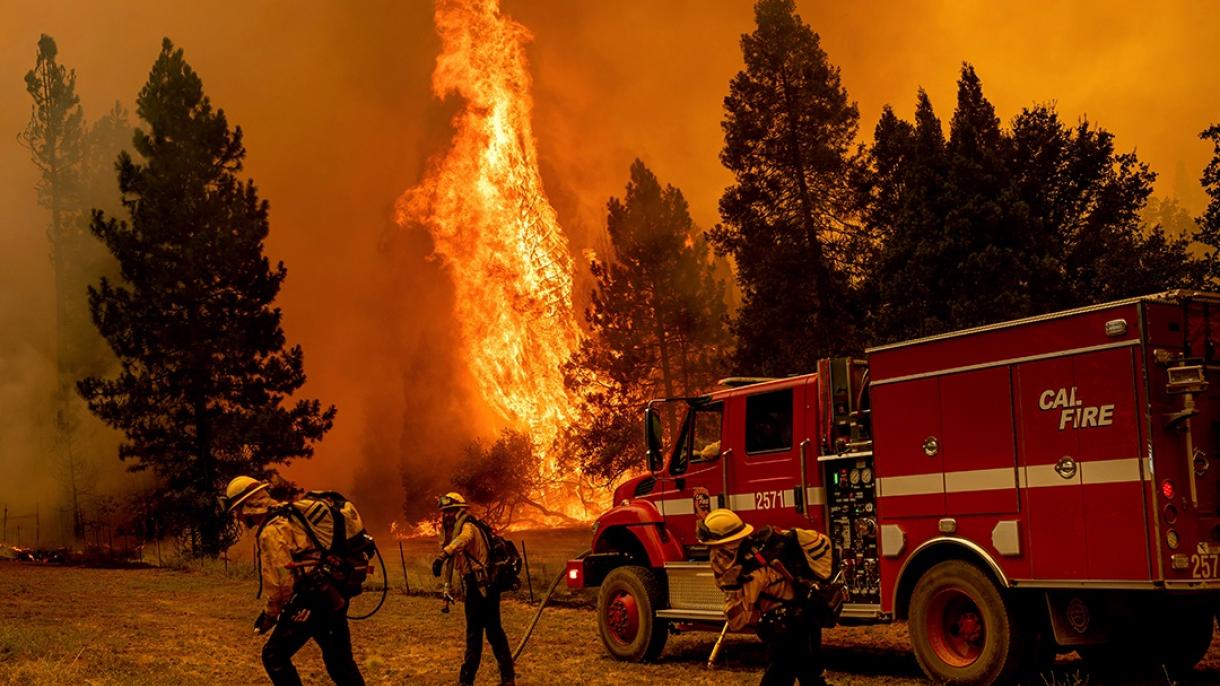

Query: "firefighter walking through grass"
(431, 492), (516, 686)
(225, 476), (366, 686)
(700, 508), (832, 686)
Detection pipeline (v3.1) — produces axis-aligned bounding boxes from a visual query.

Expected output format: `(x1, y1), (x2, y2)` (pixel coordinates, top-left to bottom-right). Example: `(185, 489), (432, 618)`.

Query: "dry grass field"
(1, 532), (1218, 686)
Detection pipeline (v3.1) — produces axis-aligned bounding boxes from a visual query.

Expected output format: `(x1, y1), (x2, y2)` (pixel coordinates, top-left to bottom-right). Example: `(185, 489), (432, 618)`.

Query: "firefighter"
(431, 492), (515, 686)
(224, 476), (366, 686)
(699, 508), (829, 686)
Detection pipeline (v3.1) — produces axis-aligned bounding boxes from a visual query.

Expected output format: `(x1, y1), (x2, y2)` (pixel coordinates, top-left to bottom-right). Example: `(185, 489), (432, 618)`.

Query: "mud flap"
(1045, 591), (1109, 646)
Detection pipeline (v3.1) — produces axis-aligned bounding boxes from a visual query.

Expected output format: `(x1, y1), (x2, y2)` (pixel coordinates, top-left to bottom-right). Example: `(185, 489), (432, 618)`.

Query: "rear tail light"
(1166, 529), (1181, 550)
(1163, 504), (1179, 524)
(565, 560), (584, 589)
(1161, 479), (1176, 499)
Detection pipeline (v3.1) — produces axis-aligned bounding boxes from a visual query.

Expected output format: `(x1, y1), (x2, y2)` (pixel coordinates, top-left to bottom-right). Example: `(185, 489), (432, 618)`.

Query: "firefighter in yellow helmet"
(224, 476), (365, 686)
(700, 508), (831, 686)
(431, 492), (515, 686)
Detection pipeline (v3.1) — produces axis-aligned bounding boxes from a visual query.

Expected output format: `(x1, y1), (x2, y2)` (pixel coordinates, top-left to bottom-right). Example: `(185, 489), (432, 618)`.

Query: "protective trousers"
(262, 605), (365, 686)
(460, 576), (515, 685)
(759, 618), (825, 686)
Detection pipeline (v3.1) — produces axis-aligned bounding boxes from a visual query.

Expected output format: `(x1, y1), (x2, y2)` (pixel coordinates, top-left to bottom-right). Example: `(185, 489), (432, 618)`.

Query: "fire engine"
(565, 291), (1220, 685)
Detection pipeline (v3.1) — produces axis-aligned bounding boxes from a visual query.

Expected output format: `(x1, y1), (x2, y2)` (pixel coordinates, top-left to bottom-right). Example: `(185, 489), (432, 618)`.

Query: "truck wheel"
(909, 560), (1025, 685)
(597, 565), (668, 662)
(1081, 604), (1213, 677)
(1155, 604), (1215, 673)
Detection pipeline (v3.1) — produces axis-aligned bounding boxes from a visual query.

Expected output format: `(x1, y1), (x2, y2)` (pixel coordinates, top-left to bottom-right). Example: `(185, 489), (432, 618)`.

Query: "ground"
(1, 529), (1219, 685)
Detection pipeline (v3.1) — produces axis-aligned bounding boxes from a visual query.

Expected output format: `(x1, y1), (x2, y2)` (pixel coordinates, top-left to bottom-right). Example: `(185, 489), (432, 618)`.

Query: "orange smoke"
(396, 0), (580, 476)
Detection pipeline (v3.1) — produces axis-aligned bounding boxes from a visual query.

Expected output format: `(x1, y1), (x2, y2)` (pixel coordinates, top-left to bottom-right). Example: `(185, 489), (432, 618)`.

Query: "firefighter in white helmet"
(224, 476), (365, 686)
(699, 508), (831, 686)
(431, 492), (515, 686)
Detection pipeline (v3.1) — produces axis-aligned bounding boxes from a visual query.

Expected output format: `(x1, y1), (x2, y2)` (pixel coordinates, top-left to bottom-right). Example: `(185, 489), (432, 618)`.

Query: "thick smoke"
(1, 1), (1217, 538)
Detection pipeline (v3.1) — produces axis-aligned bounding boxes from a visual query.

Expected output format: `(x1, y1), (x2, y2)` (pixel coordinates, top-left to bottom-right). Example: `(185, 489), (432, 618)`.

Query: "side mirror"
(644, 407), (664, 473)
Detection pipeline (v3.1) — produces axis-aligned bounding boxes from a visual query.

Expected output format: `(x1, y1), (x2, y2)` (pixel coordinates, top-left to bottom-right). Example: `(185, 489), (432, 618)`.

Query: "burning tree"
(564, 161), (730, 481)
(79, 39), (335, 556)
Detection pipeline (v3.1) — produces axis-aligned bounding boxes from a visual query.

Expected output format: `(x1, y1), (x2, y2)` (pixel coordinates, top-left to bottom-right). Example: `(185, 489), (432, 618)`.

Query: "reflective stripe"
(876, 473), (944, 498)
(651, 458), (1144, 512)
(805, 486), (827, 506)
(1081, 457), (1144, 484)
(1020, 457), (1144, 488)
(657, 498), (694, 515)
(728, 492), (762, 511)
(944, 467), (1018, 493)
(1021, 464), (1077, 489)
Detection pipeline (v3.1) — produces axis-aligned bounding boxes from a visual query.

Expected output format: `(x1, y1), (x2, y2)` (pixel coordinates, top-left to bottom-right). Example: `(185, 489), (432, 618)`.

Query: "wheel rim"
(605, 589), (641, 645)
(925, 587), (986, 667)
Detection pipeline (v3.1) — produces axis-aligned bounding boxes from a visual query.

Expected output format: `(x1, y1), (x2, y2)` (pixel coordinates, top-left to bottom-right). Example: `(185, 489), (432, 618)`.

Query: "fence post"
(520, 539), (535, 604)
(398, 540), (411, 594)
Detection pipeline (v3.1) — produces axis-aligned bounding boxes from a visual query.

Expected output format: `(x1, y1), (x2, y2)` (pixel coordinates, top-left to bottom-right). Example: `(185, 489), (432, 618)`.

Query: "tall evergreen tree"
(1198, 123), (1220, 281)
(565, 160), (728, 481)
(860, 64), (1201, 344)
(709, 0), (862, 376)
(79, 39), (335, 555)
(19, 34), (92, 541)
(857, 92), (950, 340)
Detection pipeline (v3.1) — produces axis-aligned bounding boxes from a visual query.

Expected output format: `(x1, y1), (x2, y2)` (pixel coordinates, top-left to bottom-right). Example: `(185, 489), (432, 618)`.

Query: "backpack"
(782, 528), (847, 627)
(786, 529), (833, 582)
(283, 491), (377, 599)
(465, 516), (523, 594)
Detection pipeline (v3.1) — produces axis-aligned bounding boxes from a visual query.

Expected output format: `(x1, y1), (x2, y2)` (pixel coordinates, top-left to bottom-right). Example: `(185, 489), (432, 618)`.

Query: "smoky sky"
(1, 0), (1218, 528)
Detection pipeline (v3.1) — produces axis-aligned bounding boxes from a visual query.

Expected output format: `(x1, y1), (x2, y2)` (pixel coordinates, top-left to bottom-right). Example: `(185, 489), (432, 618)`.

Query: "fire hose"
(512, 549), (590, 662)
(349, 545), (389, 620)
(283, 544), (389, 621)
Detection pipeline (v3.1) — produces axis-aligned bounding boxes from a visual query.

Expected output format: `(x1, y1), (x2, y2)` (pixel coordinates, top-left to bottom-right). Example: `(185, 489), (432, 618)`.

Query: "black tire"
(1158, 604), (1215, 673)
(596, 565), (669, 662)
(1082, 603), (1214, 677)
(908, 560), (1025, 685)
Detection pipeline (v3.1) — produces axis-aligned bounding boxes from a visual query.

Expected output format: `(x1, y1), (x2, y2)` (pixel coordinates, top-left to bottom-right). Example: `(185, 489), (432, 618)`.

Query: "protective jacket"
(710, 541), (795, 631)
(258, 497), (345, 618)
(442, 513), (490, 583)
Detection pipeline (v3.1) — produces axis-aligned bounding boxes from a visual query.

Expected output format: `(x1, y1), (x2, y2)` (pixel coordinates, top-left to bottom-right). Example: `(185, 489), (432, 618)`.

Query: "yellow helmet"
(437, 492), (468, 510)
(697, 508), (754, 546)
(224, 476), (269, 514)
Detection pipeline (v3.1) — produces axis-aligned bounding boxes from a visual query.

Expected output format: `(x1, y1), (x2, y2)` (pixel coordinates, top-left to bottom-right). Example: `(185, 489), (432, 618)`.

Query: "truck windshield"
(670, 402), (723, 475)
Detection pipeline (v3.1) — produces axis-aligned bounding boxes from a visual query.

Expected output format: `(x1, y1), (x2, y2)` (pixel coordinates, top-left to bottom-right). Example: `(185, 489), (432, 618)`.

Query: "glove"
(431, 554), (446, 577)
(254, 611), (277, 635)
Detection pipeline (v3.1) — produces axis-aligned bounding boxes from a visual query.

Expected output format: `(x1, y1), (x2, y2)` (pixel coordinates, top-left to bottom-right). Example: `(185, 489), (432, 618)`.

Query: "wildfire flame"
(397, 0), (599, 519)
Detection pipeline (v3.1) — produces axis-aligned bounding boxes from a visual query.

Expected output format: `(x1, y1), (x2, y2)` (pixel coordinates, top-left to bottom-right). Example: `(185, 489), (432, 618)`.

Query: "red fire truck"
(565, 291), (1220, 684)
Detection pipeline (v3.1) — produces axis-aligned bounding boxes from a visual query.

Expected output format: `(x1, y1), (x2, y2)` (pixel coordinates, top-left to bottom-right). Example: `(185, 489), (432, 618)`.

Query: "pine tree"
(858, 91), (951, 341)
(79, 39), (336, 555)
(565, 160), (728, 481)
(860, 65), (1202, 344)
(709, 0), (863, 375)
(19, 34), (92, 541)
(1198, 123), (1220, 281)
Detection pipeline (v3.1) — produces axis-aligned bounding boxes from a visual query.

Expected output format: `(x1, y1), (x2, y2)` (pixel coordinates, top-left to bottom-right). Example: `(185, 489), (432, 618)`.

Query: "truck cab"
(567, 291), (1220, 684)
